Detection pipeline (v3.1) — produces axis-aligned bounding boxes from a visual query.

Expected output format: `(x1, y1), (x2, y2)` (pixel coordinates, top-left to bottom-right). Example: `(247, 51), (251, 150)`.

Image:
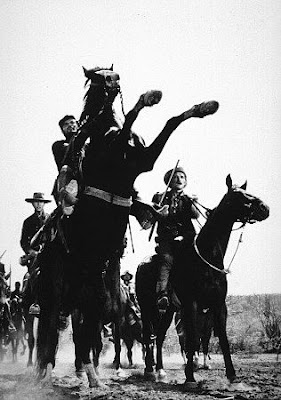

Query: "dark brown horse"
(136, 175), (269, 390)
(36, 65), (219, 388)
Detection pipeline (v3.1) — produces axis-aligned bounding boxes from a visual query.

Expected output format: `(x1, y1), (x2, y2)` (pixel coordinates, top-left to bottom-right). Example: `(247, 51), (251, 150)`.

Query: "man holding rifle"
(152, 166), (199, 312)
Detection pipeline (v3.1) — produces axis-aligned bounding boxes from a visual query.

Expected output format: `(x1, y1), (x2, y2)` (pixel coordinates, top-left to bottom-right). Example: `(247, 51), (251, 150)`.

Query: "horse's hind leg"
(25, 317), (35, 367)
(79, 315), (105, 388)
(36, 311), (59, 384)
(71, 309), (84, 377)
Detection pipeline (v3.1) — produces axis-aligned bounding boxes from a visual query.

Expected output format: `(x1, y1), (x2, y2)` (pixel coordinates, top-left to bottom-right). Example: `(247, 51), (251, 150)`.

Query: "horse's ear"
(226, 174), (232, 190)
(241, 180), (247, 190)
(82, 66), (89, 77)
(110, 64), (113, 71)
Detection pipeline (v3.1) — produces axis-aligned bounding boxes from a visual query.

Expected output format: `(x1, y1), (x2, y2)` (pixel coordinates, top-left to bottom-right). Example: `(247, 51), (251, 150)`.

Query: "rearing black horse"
(136, 175), (269, 390)
(36, 65), (219, 388)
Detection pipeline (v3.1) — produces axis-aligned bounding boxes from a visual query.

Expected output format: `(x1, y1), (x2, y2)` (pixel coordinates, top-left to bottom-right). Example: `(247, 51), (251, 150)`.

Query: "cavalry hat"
(121, 270), (133, 281)
(25, 192), (51, 203)
(59, 115), (76, 129)
(164, 167), (187, 186)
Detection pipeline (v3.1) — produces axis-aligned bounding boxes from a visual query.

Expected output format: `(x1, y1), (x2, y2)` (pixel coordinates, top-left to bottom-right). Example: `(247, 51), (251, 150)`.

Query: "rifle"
(148, 159), (180, 241)
(0, 250), (7, 261)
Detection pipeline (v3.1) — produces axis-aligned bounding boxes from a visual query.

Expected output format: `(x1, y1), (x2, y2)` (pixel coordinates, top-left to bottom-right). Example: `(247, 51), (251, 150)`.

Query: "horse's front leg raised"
(144, 100), (219, 168)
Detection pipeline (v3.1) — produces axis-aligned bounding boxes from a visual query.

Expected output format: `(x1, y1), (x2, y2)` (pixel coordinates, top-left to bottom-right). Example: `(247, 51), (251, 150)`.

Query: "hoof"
(143, 90), (162, 106)
(89, 380), (107, 389)
(156, 369), (166, 381)
(116, 368), (127, 378)
(144, 370), (156, 381)
(39, 363), (53, 386)
(183, 380), (199, 391)
(193, 100), (219, 118)
(75, 369), (85, 379)
(228, 375), (239, 384)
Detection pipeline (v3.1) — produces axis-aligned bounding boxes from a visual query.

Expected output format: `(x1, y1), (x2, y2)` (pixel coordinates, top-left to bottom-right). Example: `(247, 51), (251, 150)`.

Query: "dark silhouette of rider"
(10, 281), (22, 300)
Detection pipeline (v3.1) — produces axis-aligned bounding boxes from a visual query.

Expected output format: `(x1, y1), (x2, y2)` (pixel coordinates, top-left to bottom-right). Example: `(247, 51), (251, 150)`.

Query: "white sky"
(0, 0), (280, 295)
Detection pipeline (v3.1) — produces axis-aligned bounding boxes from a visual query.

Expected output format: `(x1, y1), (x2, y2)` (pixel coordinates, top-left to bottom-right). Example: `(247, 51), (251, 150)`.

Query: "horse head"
(225, 174), (269, 224)
(80, 65), (120, 122)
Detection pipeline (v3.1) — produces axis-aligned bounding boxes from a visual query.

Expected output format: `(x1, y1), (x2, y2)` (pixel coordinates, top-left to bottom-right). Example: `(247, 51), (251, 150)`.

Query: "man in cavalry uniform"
(20, 192), (51, 314)
(152, 166), (199, 311)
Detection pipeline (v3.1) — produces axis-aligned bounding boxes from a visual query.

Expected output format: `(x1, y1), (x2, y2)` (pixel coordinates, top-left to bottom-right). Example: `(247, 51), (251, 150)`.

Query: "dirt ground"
(0, 328), (280, 400)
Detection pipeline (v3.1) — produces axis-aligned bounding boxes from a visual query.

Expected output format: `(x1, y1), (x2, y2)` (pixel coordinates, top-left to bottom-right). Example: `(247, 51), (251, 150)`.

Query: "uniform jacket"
(52, 140), (69, 172)
(20, 212), (49, 254)
(152, 190), (199, 241)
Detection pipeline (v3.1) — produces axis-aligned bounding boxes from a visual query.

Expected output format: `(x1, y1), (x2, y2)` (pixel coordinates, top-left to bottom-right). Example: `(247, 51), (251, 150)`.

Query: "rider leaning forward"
(152, 166), (199, 311)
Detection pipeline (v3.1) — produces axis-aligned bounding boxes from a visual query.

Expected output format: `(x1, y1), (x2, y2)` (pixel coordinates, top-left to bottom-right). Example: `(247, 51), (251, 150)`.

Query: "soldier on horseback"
(0, 262), (16, 339)
(20, 192), (51, 314)
(152, 166), (199, 311)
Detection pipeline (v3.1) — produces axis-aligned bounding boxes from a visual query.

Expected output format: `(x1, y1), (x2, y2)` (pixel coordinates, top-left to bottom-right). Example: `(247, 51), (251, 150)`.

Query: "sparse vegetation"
(163, 294), (281, 356)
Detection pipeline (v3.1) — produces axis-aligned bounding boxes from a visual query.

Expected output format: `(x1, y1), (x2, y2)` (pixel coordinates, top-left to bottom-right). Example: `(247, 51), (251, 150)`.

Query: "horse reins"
(190, 199), (246, 275)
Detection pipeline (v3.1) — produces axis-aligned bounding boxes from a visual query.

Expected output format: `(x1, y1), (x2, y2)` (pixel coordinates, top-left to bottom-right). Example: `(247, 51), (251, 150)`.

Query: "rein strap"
(193, 235), (228, 275)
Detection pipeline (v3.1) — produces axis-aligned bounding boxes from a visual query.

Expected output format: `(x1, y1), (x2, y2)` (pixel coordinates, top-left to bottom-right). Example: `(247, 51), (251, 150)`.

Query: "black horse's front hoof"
(144, 370), (156, 381)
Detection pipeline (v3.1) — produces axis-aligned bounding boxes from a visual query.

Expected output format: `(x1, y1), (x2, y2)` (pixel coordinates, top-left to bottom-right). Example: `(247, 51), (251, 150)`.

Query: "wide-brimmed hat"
(25, 192), (51, 203)
(121, 270), (133, 281)
(164, 167), (187, 186)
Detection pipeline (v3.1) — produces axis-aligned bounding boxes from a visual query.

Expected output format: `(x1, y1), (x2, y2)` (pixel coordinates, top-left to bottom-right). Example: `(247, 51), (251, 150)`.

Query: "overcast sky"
(0, 0), (280, 295)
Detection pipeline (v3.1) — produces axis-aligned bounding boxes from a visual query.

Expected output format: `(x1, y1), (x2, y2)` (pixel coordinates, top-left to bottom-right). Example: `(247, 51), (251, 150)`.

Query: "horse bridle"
(190, 194), (255, 275)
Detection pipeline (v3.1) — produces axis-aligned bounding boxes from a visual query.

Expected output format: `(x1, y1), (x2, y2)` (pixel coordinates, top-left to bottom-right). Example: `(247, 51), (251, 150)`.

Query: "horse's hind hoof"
(143, 90), (162, 106)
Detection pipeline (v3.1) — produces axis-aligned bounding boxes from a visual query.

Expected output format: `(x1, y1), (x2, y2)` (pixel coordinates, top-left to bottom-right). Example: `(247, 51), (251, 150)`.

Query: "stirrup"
(191, 100), (219, 118)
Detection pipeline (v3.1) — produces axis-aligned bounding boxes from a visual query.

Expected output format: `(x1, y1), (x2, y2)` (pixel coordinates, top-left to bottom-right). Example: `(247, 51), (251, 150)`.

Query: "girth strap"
(84, 186), (132, 208)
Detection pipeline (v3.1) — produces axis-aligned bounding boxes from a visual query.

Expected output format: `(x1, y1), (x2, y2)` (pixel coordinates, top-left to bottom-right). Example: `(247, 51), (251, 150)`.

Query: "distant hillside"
(164, 294), (281, 354)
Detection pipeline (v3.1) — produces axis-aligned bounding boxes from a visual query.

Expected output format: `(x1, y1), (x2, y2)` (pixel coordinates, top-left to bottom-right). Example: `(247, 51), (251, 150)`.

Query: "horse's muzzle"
(254, 200), (270, 221)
